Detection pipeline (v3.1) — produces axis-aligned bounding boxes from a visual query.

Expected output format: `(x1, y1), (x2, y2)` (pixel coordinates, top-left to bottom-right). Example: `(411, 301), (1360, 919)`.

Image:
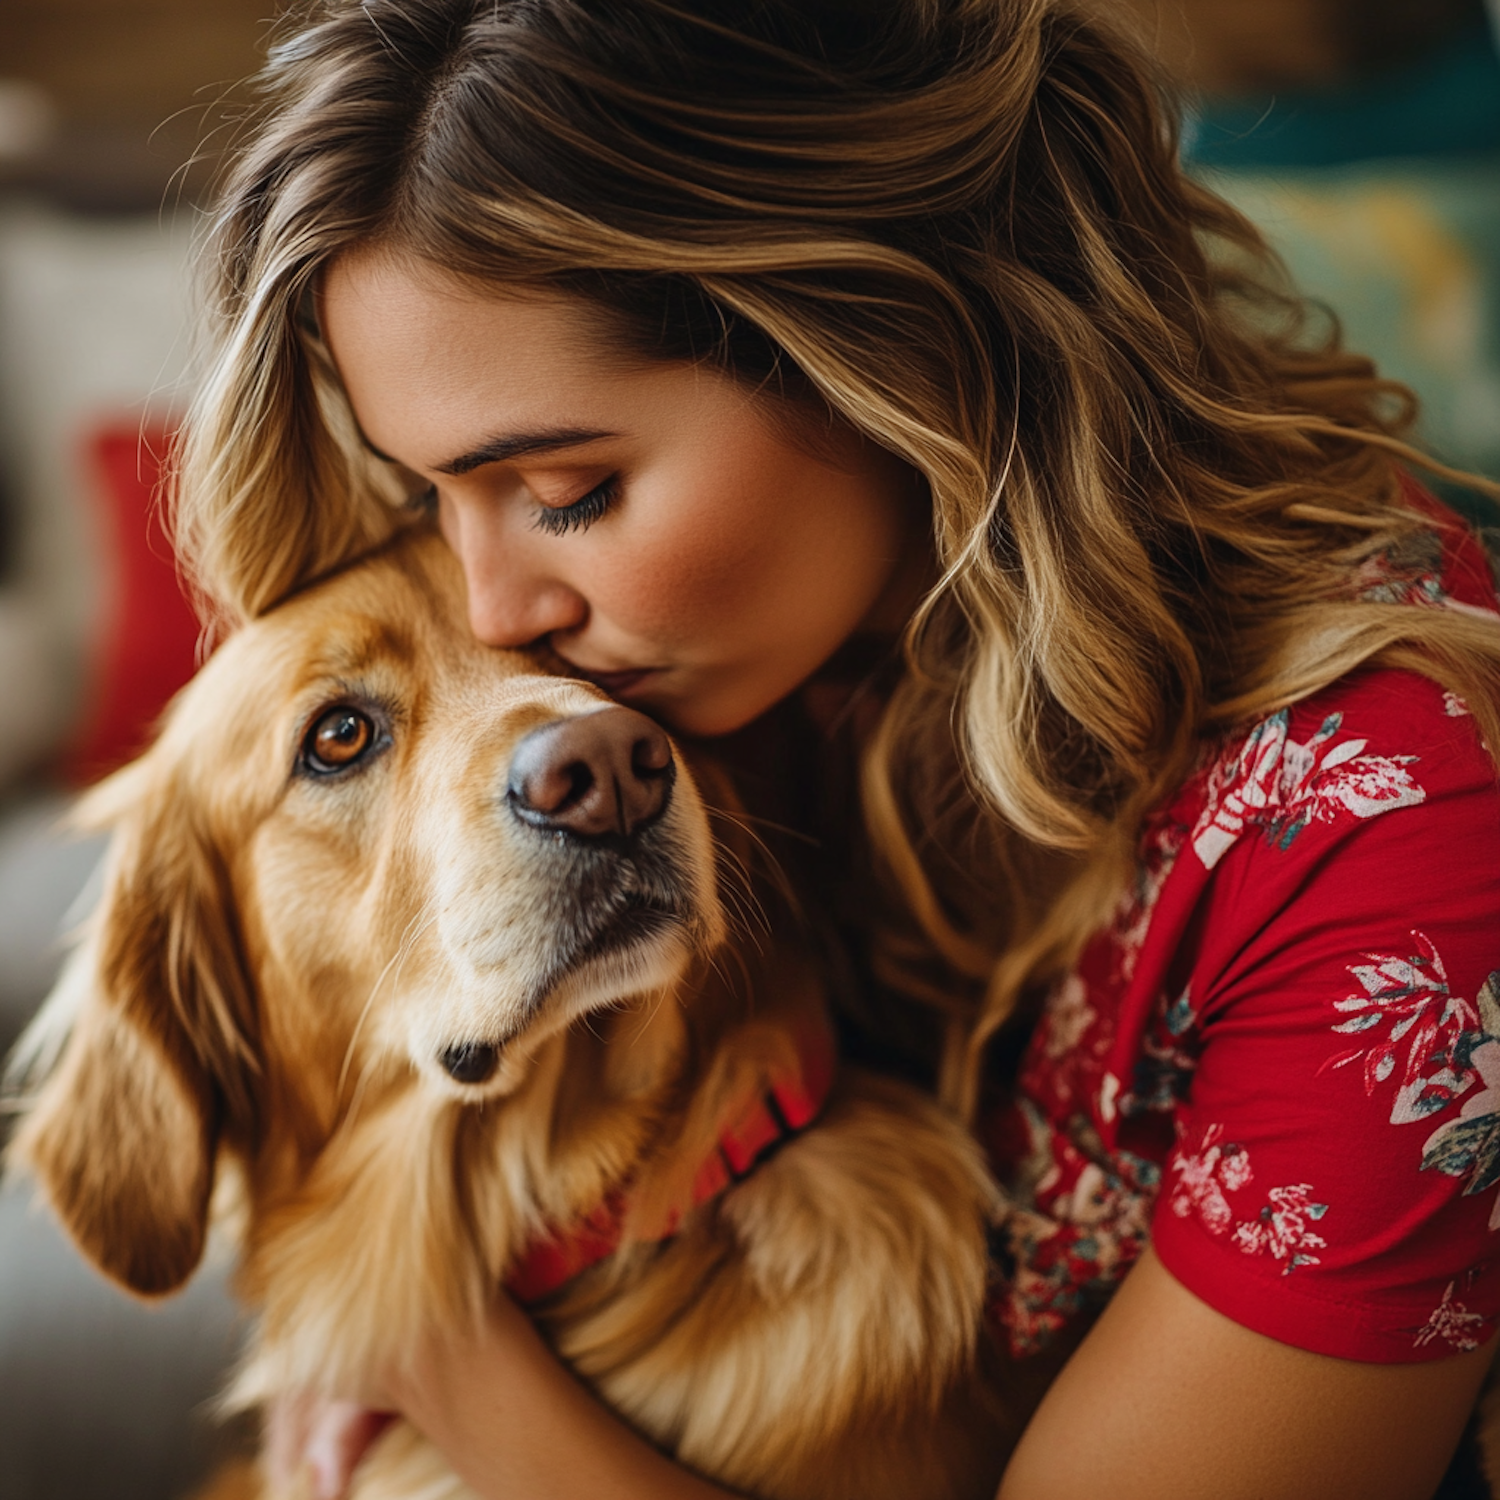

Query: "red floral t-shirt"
(987, 498), (1500, 1364)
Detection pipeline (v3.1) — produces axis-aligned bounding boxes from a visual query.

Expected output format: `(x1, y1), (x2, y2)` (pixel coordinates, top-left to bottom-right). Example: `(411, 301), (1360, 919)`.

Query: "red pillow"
(61, 426), (203, 785)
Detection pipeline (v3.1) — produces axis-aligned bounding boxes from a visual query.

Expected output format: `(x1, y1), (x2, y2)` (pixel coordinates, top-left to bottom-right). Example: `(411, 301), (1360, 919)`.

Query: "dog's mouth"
(436, 842), (694, 1085)
(543, 886), (683, 975)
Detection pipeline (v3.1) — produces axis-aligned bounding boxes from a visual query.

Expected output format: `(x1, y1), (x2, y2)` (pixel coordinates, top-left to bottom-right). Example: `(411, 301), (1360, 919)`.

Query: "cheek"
(247, 816), (384, 984)
(572, 493), (766, 652)
(240, 819), (393, 1110)
(613, 519), (782, 640)
(601, 440), (871, 646)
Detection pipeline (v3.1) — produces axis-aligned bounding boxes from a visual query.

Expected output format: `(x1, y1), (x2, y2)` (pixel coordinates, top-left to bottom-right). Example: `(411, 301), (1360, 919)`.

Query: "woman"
(177, 0), (1500, 1494)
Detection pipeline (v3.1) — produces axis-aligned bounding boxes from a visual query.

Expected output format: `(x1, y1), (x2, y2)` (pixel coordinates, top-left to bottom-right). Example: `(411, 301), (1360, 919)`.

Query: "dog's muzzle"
(435, 708), (681, 1087)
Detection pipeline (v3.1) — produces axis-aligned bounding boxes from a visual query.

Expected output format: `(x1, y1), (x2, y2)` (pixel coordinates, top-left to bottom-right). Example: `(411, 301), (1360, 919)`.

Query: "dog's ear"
(8, 756), (257, 1297)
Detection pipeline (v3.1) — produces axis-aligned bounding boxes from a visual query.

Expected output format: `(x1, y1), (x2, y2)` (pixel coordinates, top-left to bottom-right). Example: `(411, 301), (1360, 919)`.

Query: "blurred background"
(1113, 0), (1500, 498)
(0, 1), (1496, 1497)
(0, 8), (270, 1500)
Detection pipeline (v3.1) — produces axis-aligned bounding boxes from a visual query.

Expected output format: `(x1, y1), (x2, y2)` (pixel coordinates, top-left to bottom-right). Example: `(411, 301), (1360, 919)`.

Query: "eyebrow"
(432, 426), (619, 476)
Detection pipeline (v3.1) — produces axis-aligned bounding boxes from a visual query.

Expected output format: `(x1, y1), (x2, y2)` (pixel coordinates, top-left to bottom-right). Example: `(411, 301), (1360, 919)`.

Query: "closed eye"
(534, 475), (618, 536)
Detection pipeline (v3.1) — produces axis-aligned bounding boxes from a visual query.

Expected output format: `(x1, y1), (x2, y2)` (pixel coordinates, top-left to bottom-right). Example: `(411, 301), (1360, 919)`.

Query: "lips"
(559, 662), (657, 697)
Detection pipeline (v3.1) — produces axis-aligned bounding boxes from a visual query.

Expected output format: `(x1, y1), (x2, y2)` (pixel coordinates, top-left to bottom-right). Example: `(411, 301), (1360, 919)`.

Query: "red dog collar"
(506, 1015), (837, 1305)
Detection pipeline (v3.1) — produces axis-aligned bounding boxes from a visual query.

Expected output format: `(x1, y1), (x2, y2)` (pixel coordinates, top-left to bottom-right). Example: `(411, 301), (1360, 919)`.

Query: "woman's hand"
(265, 1394), (394, 1499)
(268, 1291), (740, 1500)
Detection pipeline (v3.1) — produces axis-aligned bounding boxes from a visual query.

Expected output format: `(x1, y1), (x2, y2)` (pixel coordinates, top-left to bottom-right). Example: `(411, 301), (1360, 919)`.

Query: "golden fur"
(8, 529), (1010, 1500)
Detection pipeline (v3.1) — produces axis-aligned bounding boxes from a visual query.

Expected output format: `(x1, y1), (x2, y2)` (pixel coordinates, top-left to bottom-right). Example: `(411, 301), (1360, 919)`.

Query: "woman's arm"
(307, 1247), (1490, 1500)
(999, 1245), (1495, 1500)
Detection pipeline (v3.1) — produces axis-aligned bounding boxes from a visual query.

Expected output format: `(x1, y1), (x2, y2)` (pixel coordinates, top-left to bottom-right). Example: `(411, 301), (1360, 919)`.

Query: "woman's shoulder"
(1177, 478), (1500, 846)
(998, 656), (1500, 1368)
(1171, 662), (1498, 1000)
(1274, 666), (1491, 805)
(1144, 664), (1492, 931)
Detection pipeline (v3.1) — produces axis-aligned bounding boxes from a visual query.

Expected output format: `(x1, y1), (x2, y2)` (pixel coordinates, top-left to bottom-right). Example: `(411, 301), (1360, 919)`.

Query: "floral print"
(990, 669), (1500, 1362)
(1230, 1185), (1330, 1272)
(1040, 974), (1097, 1061)
(1120, 988), (1199, 1120)
(1412, 1280), (1489, 1352)
(1322, 930), (1500, 1230)
(991, 1101), (1160, 1355)
(1354, 530), (1447, 609)
(1166, 1125), (1329, 1274)
(1354, 526), (1500, 622)
(1110, 815), (1188, 984)
(1321, 931), (1481, 1125)
(1191, 709), (1426, 870)
(1420, 979), (1500, 1230)
(1168, 1123), (1253, 1233)
(999, 684), (1469, 1355)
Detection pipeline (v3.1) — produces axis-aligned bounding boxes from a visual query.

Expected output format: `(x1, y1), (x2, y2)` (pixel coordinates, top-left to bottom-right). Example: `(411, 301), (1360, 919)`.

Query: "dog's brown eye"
(304, 707), (375, 773)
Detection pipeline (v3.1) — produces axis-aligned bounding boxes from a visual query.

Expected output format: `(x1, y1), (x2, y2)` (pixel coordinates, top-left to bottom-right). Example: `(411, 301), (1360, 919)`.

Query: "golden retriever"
(6, 528), (1010, 1500)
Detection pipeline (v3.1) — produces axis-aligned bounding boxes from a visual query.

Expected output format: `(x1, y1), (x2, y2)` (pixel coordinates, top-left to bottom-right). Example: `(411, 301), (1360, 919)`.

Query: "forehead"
(268, 534), (465, 657)
(318, 251), (695, 470)
(322, 253), (598, 396)
(321, 250), (601, 364)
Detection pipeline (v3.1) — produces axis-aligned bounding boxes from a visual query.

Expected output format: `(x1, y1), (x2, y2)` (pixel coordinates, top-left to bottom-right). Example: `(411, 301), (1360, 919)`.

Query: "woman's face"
(319, 250), (923, 736)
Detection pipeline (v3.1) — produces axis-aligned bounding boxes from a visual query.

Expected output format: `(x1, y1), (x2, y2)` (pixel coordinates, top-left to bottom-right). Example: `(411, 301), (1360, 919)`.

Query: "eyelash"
(404, 476), (619, 534)
(533, 476), (618, 536)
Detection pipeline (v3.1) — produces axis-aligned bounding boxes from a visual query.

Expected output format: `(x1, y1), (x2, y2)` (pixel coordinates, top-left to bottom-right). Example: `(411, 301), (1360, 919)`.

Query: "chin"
(640, 671), (800, 740)
(655, 700), (767, 739)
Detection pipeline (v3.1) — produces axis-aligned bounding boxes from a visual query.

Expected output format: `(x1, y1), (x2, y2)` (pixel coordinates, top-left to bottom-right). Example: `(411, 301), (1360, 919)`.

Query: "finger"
(265, 1394), (314, 1491)
(307, 1402), (397, 1500)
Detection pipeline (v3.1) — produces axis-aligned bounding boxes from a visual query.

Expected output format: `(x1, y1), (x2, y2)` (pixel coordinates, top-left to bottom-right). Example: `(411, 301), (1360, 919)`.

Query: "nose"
(507, 708), (674, 838)
(468, 577), (587, 650)
(443, 496), (588, 647)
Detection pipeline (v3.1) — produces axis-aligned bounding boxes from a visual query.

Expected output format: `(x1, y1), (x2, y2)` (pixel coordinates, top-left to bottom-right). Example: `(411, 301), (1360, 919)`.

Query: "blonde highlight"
(177, 0), (1500, 1120)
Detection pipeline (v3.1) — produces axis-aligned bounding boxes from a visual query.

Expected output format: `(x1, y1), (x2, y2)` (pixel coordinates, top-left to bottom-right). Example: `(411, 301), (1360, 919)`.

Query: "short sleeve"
(1150, 672), (1500, 1362)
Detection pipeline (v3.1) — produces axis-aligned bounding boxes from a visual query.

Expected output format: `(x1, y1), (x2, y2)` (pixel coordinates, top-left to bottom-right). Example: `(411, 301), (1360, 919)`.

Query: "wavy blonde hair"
(178, 0), (1500, 1118)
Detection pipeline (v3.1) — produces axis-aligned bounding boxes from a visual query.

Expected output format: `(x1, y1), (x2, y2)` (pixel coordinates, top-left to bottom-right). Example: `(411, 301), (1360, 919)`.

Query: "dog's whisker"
(715, 809), (822, 848)
(706, 818), (787, 927)
(712, 807), (809, 884)
(721, 945), (759, 1014)
(719, 869), (769, 937)
(707, 827), (757, 893)
(708, 837), (772, 947)
(718, 897), (769, 962)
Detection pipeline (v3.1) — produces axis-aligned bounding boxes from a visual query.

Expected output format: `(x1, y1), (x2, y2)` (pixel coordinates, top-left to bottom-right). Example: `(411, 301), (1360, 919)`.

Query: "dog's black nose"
(507, 707), (674, 838)
(441, 1041), (499, 1085)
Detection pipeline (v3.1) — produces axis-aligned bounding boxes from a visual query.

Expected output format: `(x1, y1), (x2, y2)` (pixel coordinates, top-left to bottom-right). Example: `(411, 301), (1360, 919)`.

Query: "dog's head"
(7, 529), (726, 1299)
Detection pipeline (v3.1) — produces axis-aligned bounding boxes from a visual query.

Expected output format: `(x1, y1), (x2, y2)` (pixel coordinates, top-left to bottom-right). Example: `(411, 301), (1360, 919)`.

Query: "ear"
(10, 958), (220, 1296)
(7, 757), (256, 1297)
